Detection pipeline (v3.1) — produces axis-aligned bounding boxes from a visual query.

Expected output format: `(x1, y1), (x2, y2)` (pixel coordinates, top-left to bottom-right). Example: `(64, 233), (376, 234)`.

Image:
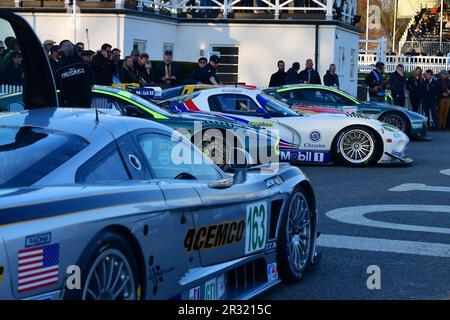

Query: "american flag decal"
(17, 243), (59, 293)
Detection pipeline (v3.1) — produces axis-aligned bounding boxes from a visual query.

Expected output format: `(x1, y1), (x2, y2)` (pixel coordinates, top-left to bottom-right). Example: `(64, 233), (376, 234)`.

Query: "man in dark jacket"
(54, 40), (94, 108)
(198, 55), (220, 85)
(48, 45), (60, 76)
(389, 64), (407, 107)
(284, 62), (300, 85)
(185, 57), (208, 84)
(365, 62), (389, 103)
(153, 50), (180, 87)
(323, 64), (339, 88)
(299, 59), (321, 85)
(269, 60), (286, 87)
(91, 43), (113, 85)
(420, 69), (439, 129)
(436, 69), (450, 130)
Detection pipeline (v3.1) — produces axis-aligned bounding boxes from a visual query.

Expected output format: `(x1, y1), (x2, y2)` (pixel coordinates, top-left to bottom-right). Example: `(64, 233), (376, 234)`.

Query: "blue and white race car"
(159, 87), (413, 167)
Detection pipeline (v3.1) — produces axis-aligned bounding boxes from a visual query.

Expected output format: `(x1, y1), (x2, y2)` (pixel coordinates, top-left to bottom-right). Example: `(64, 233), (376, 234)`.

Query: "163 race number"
(245, 202), (268, 254)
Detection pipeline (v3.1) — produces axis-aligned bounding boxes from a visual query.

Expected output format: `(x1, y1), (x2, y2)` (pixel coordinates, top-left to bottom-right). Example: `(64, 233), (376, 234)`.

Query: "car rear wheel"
(64, 231), (141, 300)
(277, 187), (316, 282)
(335, 126), (381, 166)
(379, 112), (410, 135)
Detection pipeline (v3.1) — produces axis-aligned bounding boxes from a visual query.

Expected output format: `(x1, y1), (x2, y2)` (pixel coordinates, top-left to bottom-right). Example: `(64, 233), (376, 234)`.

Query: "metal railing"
(358, 53), (450, 74)
(0, 85), (22, 96)
(113, 0), (356, 22)
(401, 40), (450, 55)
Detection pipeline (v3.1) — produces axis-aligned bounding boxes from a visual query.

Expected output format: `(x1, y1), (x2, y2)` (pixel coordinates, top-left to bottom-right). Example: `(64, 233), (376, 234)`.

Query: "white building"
(8, 0), (360, 94)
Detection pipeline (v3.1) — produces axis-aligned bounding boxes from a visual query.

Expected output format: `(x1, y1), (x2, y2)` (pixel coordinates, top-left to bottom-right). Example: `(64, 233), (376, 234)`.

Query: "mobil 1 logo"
(245, 202), (268, 254)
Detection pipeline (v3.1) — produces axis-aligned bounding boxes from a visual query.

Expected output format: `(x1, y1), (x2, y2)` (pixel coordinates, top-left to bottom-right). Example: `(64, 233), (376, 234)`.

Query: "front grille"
(226, 258), (267, 298)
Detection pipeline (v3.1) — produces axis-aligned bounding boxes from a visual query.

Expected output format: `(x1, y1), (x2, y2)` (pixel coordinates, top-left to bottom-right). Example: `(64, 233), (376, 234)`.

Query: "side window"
(77, 148), (130, 184)
(297, 89), (335, 103)
(138, 133), (223, 181)
(329, 91), (357, 105)
(208, 94), (259, 115)
(91, 95), (121, 110)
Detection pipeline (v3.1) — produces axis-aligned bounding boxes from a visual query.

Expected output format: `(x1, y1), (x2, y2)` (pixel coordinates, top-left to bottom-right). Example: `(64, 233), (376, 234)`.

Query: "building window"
(133, 40), (147, 54)
(350, 48), (356, 80)
(163, 43), (174, 55)
(210, 45), (239, 84)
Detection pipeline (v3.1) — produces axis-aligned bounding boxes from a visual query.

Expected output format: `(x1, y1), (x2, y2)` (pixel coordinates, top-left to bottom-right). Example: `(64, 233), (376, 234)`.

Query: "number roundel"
(245, 202), (268, 254)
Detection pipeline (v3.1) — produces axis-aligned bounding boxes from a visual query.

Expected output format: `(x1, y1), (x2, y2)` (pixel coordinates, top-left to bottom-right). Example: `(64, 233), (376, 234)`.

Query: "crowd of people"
(365, 62), (450, 130)
(0, 37), (23, 86)
(268, 59), (339, 88)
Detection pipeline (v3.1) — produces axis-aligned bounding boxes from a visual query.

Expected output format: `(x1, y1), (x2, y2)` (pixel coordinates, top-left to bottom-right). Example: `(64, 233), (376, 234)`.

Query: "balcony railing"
(9, 0), (356, 22)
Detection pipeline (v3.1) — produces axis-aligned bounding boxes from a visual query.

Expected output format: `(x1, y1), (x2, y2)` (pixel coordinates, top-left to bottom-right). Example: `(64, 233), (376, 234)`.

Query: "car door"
(132, 129), (268, 267)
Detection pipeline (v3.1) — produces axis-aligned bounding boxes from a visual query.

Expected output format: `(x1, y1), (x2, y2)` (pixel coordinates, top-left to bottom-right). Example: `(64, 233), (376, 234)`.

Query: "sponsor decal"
(25, 232), (52, 248)
(267, 263), (279, 281)
(17, 243), (60, 293)
(303, 142), (326, 149)
(280, 150), (330, 163)
(245, 202), (268, 254)
(217, 274), (226, 298)
(148, 255), (175, 295)
(265, 241), (277, 250)
(309, 131), (321, 142)
(392, 151), (403, 157)
(0, 266), (4, 285)
(204, 278), (217, 300)
(184, 220), (245, 252)
(249, 121), (274, 127)
(189, 286), (201, 300)
(132, 87), (156, 98)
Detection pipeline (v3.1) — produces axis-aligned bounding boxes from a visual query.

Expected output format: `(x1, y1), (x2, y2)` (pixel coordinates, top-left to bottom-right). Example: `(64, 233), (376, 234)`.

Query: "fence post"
(325, 0), (333, 21)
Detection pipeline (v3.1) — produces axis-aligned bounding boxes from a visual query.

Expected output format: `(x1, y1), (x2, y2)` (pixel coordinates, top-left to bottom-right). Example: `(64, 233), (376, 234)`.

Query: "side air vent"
(269, 199), (284, 239)
(226, 258), (267, 298)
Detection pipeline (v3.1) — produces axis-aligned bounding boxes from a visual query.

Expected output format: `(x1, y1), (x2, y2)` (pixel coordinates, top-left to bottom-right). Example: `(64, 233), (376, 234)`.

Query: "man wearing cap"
(154, 50), (180, 87)
(389, 64), (407, 107)
(365, 62), (390, 103)
(198, 55), (220, 85)
(185, 57), (208, 84)
(436, 69), (450, 130)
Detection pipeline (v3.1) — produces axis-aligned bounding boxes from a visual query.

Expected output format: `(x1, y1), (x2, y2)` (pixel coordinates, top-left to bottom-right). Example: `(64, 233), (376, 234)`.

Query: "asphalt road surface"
(261, 131), (450, 300)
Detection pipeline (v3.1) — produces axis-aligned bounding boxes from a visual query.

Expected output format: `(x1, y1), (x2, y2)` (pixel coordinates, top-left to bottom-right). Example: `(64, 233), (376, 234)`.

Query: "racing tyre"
(277, 186), (316, 282)
(334, 126), (381, 166)
(64, 231), (141, 300)
(379, 112), (410, 135)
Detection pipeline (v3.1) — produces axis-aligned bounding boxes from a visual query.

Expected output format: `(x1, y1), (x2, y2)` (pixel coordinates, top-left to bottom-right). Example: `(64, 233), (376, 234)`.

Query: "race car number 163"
(245, 202), (268, 254)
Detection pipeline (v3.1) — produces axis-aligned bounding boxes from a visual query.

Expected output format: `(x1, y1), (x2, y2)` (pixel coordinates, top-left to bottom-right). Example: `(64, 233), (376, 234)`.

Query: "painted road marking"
(440, 169), (450, 176)
(326, 205), (450, 235)
(389, 183), (450, 193)
(318, 234), (450, 258)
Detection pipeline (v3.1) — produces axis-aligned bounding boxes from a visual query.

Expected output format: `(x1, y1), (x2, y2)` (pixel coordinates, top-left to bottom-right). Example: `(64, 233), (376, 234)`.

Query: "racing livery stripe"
(0, 190), (161, 227)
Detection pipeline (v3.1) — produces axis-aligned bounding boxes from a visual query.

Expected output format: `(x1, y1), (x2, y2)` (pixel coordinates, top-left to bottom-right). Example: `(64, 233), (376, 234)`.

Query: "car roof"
(0, 108), (174, 141)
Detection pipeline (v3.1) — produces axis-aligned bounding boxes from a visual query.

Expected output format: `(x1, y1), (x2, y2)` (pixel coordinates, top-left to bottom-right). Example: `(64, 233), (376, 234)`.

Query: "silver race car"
(0, 11), (319, 300)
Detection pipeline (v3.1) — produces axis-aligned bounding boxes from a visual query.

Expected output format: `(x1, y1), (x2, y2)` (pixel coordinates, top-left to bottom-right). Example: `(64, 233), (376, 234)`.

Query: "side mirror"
(256, 106), (271, 119)
(229, 148), (253, 185)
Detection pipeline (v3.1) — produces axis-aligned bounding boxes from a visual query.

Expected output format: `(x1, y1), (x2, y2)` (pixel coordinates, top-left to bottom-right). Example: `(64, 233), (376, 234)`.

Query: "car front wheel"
(277, 187), (316, 282)
(335, 126), (381, 166)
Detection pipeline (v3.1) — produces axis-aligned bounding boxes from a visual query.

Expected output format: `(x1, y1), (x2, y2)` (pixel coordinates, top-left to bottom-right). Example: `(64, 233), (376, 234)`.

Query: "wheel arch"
(331, 124), (384, 164)
(97, 224), (147, 299)
(378, 110), (412, 135)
